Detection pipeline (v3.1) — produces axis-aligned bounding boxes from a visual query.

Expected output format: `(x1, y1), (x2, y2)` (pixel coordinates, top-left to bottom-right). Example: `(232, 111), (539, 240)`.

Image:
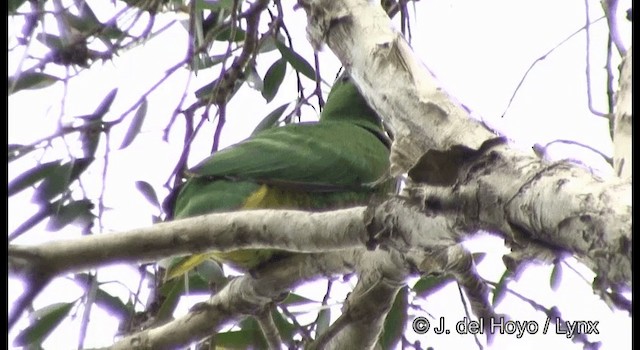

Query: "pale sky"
(8, 0), (632, 349)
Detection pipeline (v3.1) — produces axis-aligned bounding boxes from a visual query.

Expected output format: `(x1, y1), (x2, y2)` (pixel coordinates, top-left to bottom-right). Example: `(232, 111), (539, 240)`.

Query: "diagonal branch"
(108, 251), (360, 350)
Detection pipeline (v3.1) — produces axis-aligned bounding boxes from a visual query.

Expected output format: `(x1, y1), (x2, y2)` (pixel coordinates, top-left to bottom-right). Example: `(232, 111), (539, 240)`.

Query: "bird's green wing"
(184, 121), (389, 188)
(168, 73), (392, 275)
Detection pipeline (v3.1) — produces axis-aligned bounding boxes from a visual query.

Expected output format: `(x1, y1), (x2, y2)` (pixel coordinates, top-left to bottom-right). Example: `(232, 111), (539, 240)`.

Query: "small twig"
(163, 68), (194, 142)
(8, 251), (52, 330)
(399, 0), (412, 42)
(279, 305), (314, 342)
(284, 93), (316, 123)
(601, 0), (627, 56)
(604, 36), (616, 114)
(165, 109), (207, 191)
(584, 0), (607, 118)
(211, 106), (225, 153)
(456, 283), (485, 350)
(312, 279), (332, 333)
(97, 132), (112, 233)
(280, 17), (305, 110)
(77, 272), (98, 349)
(501, 16), (606, 118)
(313, 52), (325, 110)
(485, 281), (601, 350)
(604, 35), (616, 138)
(12, 4), (131, 78)
(535, 139), (613, 165)
(109, 59), (186, 126)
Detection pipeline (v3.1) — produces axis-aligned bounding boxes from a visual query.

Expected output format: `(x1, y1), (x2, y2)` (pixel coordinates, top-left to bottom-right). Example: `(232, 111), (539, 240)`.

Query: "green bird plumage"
(168, 74), (392, 277)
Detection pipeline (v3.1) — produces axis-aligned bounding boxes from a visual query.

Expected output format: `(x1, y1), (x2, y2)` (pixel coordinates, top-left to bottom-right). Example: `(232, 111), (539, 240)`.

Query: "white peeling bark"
(613, 46), (632, 180)
(300, 0), (631, 327)
(9, 2), (632, 349)
(301, 0), (631, 284)
(310, 250), (408, 350)
(108, 251), (359, 350)
(9, 208), (368, 277)
(301, 0), (495, 175)
(371, 143), (631, 290)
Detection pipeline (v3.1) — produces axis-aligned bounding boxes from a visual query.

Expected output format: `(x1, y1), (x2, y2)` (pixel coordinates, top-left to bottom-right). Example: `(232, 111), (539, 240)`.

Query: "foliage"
(8, 0), (631, 349)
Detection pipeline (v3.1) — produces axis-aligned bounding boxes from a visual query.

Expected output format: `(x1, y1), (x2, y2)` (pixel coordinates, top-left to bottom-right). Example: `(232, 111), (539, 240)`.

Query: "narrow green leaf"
(215, 27), (246, 42)
(192, 10), (204, 77)
(33, 158), (94, 202)
(195, 79), (219, 99)
(80, 121), (102, 158)
(190, 54), (227, 71)
(412, 275), (453, 298)
(46, 199), (94, 231)
(73, 273), (131, 321)
(245, 65), (263, 92)
(35, 33), (65, 50)
(158, 271), (209, 295)
(9, 202), (57, 240)
(239, 317), (268, 348)
(156, 279), (182, 322)
(100, 23), (126, 40)
(258, 32), (286, 53)
(77, 2), (103, 30)
(195, 77), (244, 101)
(13, 302), (74, 347)
(157, 273), (211, 322)
(62, 11), (101, 33)
(135, 180), (160, 208)
(9, 143), (37, 162)
(214, 330), (259, 348)
(8, 160), (63, 197)
(92, 88), (118, 118)
(261, 58), (287, 102)
(316, 307), (331, 336)
(550, 262), (563, 291)
(197, 0), (237, 10)
(120, 99), (148, 149)
(281, 292), (317, 306)
(492, 270), (511, 307)
(378, 286), (408, 350)
(251, 103), (289, 136)
(275, 40), (315, 81)
(94, 288), (131, 321)
(9, 0), (27, 12)
(272, 309), (296, 341)
(472, 252), (487, 265)
(32, 165), (73, 203)
(8, 72), (59, 95)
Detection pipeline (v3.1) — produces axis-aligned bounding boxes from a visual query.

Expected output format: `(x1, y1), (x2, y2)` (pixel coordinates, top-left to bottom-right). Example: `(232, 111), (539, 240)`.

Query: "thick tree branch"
(300, 0), (631, 293)
(8, 208), (371, 330)
(108, 251), (359, 350)
(612, 46), (632, 179)
(10, 199), (502, 349)
(367, 141), (631, 292)
(9, 208), (369, 279)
